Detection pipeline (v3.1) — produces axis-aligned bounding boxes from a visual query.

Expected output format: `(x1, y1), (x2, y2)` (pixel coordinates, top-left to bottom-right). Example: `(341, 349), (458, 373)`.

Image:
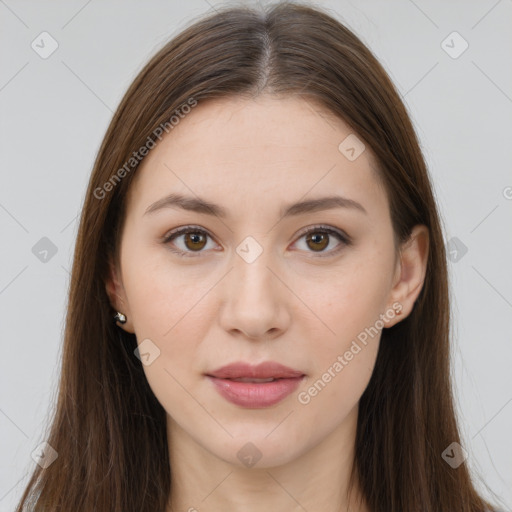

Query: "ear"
(385, 224), (429, 328)
(105, 257), (135, 334)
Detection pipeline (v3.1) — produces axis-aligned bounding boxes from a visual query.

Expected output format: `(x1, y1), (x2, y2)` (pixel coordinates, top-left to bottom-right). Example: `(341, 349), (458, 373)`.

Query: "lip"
(206, 361), (304, 379)
(205, 361), (306, 408)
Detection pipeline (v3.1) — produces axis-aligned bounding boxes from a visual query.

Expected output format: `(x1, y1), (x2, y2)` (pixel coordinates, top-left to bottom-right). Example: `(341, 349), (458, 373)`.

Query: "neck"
(165, 405), (370, 512)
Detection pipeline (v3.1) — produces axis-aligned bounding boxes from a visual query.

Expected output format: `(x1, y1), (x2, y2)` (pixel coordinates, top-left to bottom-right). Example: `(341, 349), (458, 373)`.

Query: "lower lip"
(206, 376), (304, 408)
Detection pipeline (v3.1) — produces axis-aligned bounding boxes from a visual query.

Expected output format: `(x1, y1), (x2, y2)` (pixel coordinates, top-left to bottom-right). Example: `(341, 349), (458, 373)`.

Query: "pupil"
(186, 233), (205, 250)
(307, 232), (328, 251)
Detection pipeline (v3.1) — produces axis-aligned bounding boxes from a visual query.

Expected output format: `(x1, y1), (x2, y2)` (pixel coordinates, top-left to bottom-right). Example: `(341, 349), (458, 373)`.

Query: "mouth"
(205, 373), (306, 408)
(208, 376), (296, 383)
(206, 376), (305, 407)
(221, 377), (279, 383)
(204, 361), (306, 408)
(206, 361), (305, 380)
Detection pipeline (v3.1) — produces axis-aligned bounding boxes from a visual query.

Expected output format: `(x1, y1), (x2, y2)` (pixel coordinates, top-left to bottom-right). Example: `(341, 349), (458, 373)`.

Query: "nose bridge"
(232, 234), (280, 304)
(219, 233), (288, 338)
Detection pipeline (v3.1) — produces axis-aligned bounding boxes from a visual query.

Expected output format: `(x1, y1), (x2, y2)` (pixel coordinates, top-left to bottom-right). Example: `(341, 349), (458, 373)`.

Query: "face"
(107, 95), (414, 469)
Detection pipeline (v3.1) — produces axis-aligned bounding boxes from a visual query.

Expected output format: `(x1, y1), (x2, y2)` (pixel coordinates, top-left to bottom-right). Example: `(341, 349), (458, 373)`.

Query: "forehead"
(126, 95), (387, 219)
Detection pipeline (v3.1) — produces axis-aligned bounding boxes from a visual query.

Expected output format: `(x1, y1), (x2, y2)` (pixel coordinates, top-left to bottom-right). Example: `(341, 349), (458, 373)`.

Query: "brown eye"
(183, 232), (207, 251)
(163, 224), (350, 258)
(294, 225), (350, 256)
(305, 232), (329, 252)
(163, 226), (216, 257)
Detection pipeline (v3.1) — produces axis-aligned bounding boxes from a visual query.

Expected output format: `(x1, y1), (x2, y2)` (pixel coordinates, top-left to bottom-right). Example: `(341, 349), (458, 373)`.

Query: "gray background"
(1, 0), (511, 510)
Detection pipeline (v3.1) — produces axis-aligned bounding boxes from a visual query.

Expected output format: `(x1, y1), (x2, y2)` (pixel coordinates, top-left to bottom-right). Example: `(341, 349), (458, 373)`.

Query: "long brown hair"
(16, 2), (498, 511)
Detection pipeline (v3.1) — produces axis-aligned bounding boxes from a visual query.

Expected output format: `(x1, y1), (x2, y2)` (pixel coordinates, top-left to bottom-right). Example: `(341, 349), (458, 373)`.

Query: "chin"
(208, 429), (309, 470)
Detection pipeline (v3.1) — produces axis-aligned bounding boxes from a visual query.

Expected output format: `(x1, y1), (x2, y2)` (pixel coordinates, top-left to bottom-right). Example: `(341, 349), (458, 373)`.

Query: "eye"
(292, 225), (351, 257)
(162, 224), (351, 258)
(162, 226), (217, 257)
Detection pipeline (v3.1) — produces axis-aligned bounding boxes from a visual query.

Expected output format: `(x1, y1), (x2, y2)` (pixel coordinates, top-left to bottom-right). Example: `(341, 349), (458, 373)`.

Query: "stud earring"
(114, 311), (127, 324)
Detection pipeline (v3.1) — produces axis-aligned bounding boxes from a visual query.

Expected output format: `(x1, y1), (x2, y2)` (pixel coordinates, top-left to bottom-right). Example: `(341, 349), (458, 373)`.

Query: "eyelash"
(162, 224), (351, 258)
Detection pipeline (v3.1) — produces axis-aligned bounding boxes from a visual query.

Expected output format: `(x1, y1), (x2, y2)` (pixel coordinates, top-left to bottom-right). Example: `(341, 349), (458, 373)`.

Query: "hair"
(16, 1), (499, 511)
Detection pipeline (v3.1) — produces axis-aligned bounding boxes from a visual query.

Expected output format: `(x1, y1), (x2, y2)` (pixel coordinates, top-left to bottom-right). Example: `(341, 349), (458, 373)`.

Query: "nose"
(218, 245), (291, 341)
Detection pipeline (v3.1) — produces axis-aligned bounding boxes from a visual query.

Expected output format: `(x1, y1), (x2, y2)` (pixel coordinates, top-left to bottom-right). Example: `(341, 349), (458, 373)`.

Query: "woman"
(15, 1), (502, 511)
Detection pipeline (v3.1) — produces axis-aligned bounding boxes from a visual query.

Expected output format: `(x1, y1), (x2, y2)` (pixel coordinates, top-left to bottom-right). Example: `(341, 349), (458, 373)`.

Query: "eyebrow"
(144, 193), (367, 218)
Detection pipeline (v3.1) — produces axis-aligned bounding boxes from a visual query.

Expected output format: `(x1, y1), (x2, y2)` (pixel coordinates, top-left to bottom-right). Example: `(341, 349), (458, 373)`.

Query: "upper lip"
(206, 361), (305, 379)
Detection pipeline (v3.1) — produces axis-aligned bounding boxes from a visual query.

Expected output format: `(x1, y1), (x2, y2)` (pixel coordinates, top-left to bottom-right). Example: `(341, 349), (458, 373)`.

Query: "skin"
(106, 95), (429, 512)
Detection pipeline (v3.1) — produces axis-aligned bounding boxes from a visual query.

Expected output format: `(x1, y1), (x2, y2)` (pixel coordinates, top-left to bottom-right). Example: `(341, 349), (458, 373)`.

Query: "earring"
(114, 311), (127, 324)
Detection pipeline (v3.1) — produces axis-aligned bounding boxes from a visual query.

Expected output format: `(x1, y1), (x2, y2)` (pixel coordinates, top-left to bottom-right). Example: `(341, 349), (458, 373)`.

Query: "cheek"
(297, 340), (379, 436)
(121, 239), (214, 339)
(296, 280), (384, 421)
(314, 254), (393, 344)
(122, 254), (217, 420)
(296, 246), (392, 407)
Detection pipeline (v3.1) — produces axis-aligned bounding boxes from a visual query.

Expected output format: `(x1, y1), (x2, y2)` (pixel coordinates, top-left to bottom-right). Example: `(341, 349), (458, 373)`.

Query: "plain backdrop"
(1, 0), (511, 510)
